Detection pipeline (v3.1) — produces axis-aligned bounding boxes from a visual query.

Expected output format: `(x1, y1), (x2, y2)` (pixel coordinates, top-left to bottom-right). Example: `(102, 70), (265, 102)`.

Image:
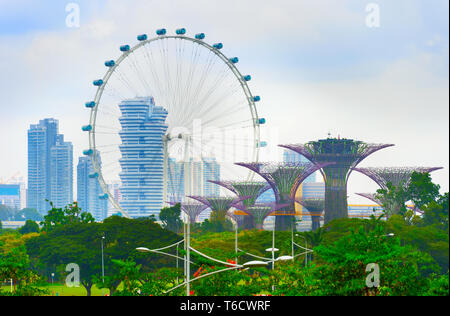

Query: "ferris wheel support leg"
(163, 139), (168, 207)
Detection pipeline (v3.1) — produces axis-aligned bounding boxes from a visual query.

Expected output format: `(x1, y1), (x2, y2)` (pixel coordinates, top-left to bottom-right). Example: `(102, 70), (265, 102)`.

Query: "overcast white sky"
(0, 0), (448, 203)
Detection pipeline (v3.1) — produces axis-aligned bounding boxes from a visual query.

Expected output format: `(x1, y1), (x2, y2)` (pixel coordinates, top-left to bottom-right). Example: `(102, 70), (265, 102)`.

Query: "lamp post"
(101, 235), (105, 297)
(295, 234), (308, 266)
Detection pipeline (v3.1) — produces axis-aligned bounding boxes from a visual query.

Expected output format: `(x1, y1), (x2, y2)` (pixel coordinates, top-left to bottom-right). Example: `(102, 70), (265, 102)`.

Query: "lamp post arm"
(143, 249), (196, 264)
(189, 247), (244, 268)
(293, 241), (312, 252)
(293, 250), (314, 259)
(164, 266), (241, 295)
(237, 248), (272, 261)
(151, 239), (185, 252)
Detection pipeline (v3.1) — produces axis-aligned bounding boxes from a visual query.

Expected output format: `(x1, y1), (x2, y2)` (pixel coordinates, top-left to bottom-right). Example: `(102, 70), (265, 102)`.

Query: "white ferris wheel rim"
(87, 32), (262, 218)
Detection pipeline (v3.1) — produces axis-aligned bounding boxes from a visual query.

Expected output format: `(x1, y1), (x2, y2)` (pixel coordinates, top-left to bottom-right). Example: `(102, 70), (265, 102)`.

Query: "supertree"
(242, 203), (289, 230)
(280, 139), (394, 224)
(169, 201), (209, 225)
(187, 196), (247, 224)
(235, 161), (329, 231)
(297, 198), (325, 231)
(208, 180), (270, 229)
(353, 167), (443, 190)
(354, 167), (443, 216)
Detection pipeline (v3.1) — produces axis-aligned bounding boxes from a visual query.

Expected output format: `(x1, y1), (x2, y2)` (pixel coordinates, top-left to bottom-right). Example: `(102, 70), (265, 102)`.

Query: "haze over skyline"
(0, 0), (448, 203)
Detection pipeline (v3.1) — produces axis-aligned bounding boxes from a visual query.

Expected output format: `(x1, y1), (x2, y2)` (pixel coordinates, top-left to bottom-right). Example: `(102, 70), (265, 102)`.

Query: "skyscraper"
(27, 118), (59, 214)
(77, 153), (107, 221)
(118, 97), (168, 218)
(50, 135), (73, 209)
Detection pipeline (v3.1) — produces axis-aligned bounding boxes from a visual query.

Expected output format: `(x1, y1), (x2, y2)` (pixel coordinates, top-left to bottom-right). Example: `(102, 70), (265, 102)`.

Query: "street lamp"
(101, 235), (105, 297)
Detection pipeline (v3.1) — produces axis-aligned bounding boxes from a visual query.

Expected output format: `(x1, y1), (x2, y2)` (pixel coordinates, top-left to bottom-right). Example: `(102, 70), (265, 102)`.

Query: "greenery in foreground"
(0, 172), (448, 296)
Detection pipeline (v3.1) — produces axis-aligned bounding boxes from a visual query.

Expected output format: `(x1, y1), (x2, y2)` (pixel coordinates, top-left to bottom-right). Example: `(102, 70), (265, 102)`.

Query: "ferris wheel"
(82, 28), (265, 218)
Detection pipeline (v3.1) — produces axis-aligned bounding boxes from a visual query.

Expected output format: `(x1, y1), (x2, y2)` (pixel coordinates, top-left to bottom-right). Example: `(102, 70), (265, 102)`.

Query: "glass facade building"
(118, 97), (168, 218)
(77, 153), (108, 221)
(50, 135), (73, 209)
(0, 184), (21, 209)
(27, 118), (69, 214)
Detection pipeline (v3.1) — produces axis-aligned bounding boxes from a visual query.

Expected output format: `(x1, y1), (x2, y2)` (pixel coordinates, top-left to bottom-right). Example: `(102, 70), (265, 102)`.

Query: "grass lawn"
(43, 284), (110, 296)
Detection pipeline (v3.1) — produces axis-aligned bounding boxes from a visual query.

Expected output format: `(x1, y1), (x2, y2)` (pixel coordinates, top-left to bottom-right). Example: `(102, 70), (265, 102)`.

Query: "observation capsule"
(120, 45), (130, 52)
(137, 34), (148, 41)
(93, 79), (104, 86)
(83, 149), (94, 156)
(253, 96), (261, 102)
(99, 193), (109, 200)
(258, 141), (268, 148)
(104, 60), (115, 67)
(85, 101), (96, 108)
(82, 125), (93, 132)
(195, 33), (205, 40)
(176, 28), (186, 35)
(213, 43), (223, 49)
(156, 28), (167, 36)
(258, 118), (266, 125)
(229, 57), (239, 64)
(243, 75), (252, 82)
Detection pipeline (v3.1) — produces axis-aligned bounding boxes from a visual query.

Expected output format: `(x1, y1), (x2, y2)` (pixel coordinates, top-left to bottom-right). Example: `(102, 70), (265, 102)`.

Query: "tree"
(26, 216), (181, 296)
(40, 201), (95, 232)
(19, 220), (40, 235)
(159, 204), (182, 233)
(408, 172), (441, 209)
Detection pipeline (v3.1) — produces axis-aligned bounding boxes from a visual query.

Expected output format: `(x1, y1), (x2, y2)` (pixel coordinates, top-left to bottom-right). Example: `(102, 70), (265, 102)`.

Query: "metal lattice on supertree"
(188, 196), (247, 224)
(235, 161), (329, 231)
(169, 201), (209, 224)
(355, 193), (382, 206)
(280, 139), (394, 224)
(297, 198), (325, 231)
(209, 180), (270, 229)
(242, 203), (289, 230)
(353, 167), (443, 190)
(354, 167), (442, 217)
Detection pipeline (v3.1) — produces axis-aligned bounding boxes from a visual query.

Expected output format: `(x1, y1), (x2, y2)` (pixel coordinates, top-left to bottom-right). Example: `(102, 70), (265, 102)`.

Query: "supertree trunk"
(324, 182), (348, 224)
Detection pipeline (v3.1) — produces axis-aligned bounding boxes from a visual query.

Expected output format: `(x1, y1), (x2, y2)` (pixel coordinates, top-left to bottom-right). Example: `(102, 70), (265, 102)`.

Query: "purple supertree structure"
(353, 167), (443, 190)
(355, 193), (382, 206)
(354, 167), (443, 216)
(209, 180), (269, 229)
(280, 139), (394, 224)
(169, 201), (209, 224)
(297, 198), (325, 231)
(235, 161), (329, 231)
(188, 196), (247, 224)
(243, 203), (289, 230)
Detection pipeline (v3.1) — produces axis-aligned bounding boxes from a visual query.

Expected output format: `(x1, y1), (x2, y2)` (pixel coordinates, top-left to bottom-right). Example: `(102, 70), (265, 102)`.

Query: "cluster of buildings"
(2, 97), (386, 229)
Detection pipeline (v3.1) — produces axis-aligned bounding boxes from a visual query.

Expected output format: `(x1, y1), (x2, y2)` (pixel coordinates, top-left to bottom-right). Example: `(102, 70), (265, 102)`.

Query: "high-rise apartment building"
(118, 97), (168, 218)
(50, 135), (73, 209)
(27, 118), (73, 214)
(77, 153), (108, 221)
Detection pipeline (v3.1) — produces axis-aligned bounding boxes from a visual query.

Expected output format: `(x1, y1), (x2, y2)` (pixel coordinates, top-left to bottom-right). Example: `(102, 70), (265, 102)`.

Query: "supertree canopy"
(280, 139), (394, 224)
(236, 161), (328, 231)
(170, 202), (209, 224)
(354, 167), (442, 217)
(188, 196), (245, 223)
(209, 180), (269, 229)
(353, 167), (443, 190)
(355, 193), (382, 206)
(244, 205), (275, 230)
(297, 198), (325, 231)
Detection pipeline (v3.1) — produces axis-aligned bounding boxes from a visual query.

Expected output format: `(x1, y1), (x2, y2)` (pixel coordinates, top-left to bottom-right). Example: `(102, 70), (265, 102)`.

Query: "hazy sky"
(0, 0), (448, 202)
